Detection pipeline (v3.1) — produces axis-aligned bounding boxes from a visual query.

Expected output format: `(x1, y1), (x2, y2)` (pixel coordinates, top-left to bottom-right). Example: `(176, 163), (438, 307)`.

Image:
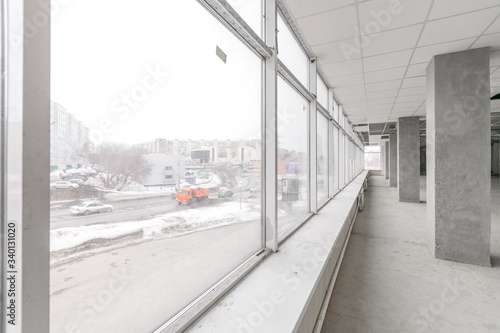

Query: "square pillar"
(389, 133), (397, 187)
(427, 47), (491, 266)
(397, 117), (420, 202)
(385, 141), (390, 180)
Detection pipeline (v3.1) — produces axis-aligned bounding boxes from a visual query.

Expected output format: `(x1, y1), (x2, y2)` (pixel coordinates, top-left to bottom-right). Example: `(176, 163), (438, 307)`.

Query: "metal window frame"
(0, 0), (6, 328)
(3, 0), (51, 332)
(264, 0), (278, 252)
(197, 0), (272, 59)
(309, 59), (317, 214)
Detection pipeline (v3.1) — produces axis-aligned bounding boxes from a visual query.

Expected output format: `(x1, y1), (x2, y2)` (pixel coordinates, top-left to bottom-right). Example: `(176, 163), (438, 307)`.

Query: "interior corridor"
(321, 175), (500, 333)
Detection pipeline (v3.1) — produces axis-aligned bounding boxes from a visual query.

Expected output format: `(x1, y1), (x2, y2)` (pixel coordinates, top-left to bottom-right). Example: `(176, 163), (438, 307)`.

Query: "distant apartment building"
(50, 101), (90, 171)
(137, 138), (168, 154)
(138, 138), (262, 167)
(191, 144), (261, 166)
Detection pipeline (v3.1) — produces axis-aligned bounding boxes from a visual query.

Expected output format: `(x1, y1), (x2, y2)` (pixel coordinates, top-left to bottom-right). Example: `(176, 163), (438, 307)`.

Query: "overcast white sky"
(51, 0), (265, 144)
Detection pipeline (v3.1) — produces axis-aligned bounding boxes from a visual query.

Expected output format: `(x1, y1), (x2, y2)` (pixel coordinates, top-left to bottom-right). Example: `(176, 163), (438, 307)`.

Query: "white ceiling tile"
(419, 9), (500, 46)
(313, 41), (361, 64)
(284, 0), (354, 19)
(428, 0), (500, 20)
(354, 125), (369, 132)
(398, 86), (426, 96)
(396, 94), (426, 103)
(413, 110), (426, 117)
(329, 74), (365, 88)
(394, 101), (423, 108)
(411, 38), (476, 64)
(364, 49), (413, 72)
(350, 117), (368, 123)
(401, 76), (426, 88)
(357, 0), (432, 32)
(392, 107), (418, 112)
(345, 100), (368, 108)
(471, 33), (500, 51)
(369, 135), (382, 143)
(362, 25), (422, 57)
(486, 15), (500, 34)
(369, 115), (392, 123)
(365, 80), (401, 93)
(297, 6), (358, 45)
(365, 67), (406, 83)
(369, 97), (396, 105)
(335, 85), (366, 96)
(369, 103), (395, 110)
(366, 89), (398, 100)
(323, 59), (363, 77)
(338, 94), (366, 104)
(347, 107), (368, 113)
(406, 63), (428, 78)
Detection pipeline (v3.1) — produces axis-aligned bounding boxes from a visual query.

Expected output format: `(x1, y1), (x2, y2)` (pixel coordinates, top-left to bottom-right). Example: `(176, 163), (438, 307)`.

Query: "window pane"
(333, 98), (339, 121)
(365, 146), (382, 170)
(51, 1), (262, 332)
(333, 126), (339, 192)
(277, 76), (309, 234)
(277, 14), (309, 88)
(316, 74), (328, 109)
(317, 113), (329, 204)
(227, 0), (263, 38)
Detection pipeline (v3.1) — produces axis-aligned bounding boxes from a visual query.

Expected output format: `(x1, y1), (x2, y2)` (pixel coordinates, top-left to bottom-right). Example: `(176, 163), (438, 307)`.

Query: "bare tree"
(90, 143), (152, 191)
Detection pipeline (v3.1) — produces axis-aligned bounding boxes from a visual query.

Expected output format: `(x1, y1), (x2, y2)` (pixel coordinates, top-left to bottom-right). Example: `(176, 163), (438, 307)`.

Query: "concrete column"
(492, 143), (499, 175)
(397, 117), (420, 202)
(385, 141), (390, 180)
(389, 133), (397, 187)
(426, 47), (491, 266)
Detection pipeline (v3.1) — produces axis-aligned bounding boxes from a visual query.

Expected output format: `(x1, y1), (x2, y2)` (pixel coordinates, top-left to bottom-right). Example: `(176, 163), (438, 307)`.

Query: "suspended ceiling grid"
(282, 0), (500, 145)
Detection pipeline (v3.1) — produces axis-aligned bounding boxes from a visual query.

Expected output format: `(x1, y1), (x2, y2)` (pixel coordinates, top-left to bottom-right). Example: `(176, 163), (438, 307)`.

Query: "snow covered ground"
(50, 201), (261, 265)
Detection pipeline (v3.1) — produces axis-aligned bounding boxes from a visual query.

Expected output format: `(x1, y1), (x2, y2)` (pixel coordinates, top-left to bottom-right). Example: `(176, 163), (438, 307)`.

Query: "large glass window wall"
(51, 1), (262, 332)
(7, 0), (367, 331)
(277, 76), (309, 235)
(317, 112), (329, 204)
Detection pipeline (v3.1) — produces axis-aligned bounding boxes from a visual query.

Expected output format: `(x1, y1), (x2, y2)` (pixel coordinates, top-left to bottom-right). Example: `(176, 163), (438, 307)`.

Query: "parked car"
(67, 178), (85, 185)
(62, 173), (88, 181)
(50, 181), (80, 190)
(70, 201), (113, 215)
(218, 187), (233, 198)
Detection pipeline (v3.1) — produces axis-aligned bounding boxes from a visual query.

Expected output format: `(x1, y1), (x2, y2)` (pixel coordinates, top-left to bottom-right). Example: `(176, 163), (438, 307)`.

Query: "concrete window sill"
(187, 171), (368, 333)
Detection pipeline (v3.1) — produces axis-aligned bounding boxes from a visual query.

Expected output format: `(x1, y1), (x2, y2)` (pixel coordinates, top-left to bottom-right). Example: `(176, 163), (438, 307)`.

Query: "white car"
(70, 202), (113, 215)
(50, 181), (80, 190)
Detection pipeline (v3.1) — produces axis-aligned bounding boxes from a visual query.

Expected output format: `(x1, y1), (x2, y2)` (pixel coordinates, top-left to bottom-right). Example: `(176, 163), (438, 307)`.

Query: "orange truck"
(175, 186), (209, 205)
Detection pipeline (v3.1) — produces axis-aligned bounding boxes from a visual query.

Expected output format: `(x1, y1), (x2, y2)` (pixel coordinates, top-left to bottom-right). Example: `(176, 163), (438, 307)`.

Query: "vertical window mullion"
(264, 0), (278, 252)
(309, 61), (317, 214)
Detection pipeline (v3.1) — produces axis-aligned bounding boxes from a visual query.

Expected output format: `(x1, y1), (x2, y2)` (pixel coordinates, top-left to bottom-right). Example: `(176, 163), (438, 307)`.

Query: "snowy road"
(50, 191), (259, 230)
(50, 197), (180, 230)
(50, 219), (262, 333)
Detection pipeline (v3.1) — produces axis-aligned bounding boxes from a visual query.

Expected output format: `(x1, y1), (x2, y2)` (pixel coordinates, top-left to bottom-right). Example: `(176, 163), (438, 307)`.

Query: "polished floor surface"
(321, 175), (500, 333)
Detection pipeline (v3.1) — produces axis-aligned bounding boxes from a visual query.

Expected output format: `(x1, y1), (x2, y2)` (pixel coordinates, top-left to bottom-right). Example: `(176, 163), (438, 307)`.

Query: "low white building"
(142, 154), (186, 187)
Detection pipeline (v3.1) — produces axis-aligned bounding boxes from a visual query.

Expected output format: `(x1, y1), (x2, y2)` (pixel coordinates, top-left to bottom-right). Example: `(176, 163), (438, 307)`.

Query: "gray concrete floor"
(321, 175), (500, 333)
